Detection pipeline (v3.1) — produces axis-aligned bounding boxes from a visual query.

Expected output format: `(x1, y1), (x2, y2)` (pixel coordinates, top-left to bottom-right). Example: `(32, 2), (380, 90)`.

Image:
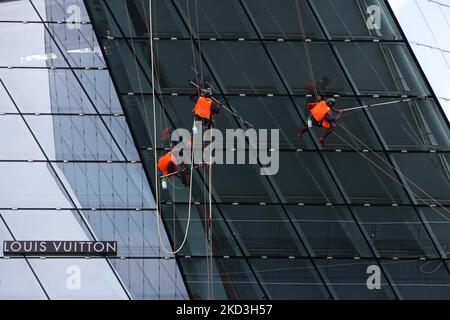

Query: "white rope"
(341, 97), (423, 112)
(147, 0), (193, 255)
(334, 126), (450, 224)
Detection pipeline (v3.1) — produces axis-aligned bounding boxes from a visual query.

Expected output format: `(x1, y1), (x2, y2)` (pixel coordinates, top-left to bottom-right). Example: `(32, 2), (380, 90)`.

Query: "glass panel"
(392, 153), (450, 205)
(311, 0), (401, 40)
(208, 163), (278, 203)
(111, 258), (188, 300)
(421, 207), (450, 257)
(102, 39), (151, 93)
(52, 162), (155, 208)
(25, 115), (125, 161)
(0, 216), (13, 257)
(0, 162), (72, 208)
(220, 205), (307, 256)
(266, 42), (352, 95)
(294, 97), (383, 150)
(102, 0), (187, 38)
(0, 259), (47, 300)
(274, 152), (344, 204)
(0, 68), (97, 114)
(82, 210), (173, 257)
(367, 98), (450, 151)
(32, 0), (90, 23)
(0, 115), (45, 160)
(354, 207), (439, 258)
(316, 259), (396, 299)
(119, 95), (166, 149)
(101, 115), (140, 161)
(383, 260), (450, 299)
(74, 69), (123, 114)
(334, 43), (430, 96)
(243, 0), (325, 39)
(29, 258), (128, 299)
(0, 23), (68, 68)
(287, 206), (371, 257)
(1, 210), (93, 241)
(227, 96), (315, 149)
(0, 83), (17, 113)
(179, 258), (265, 299)
(200, 41), (286, 94)
(0, 0), (41, 21)
(325, 152), (409, 204)
(161, 204), (241, 256)
(45, 22), (106, 68)
(174, 0), (257, 39)
(250, 259), (330, 299)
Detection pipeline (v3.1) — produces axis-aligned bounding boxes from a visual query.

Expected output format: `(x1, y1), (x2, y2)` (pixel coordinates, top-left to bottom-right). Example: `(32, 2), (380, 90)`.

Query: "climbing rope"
(294, 0), (319, 100)
(144, 0), (194, 255)
(341, 96), (426, 112)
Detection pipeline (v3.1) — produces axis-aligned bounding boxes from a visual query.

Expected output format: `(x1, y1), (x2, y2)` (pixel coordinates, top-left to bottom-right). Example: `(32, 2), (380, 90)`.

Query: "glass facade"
(82, 0), (450, 300)
(0, 0), (187, 300)
(0, 0), (449, 300)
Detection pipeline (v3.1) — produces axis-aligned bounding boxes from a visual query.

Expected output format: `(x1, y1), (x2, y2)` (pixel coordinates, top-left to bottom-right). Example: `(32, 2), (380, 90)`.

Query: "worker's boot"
(297, 127), (308, 139)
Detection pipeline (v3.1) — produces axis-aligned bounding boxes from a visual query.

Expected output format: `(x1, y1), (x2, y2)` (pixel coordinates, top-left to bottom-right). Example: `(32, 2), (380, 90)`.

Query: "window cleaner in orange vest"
(157, 150), (189, 189)
(298, 98), (342, 146)
(192, 87), (220, 133)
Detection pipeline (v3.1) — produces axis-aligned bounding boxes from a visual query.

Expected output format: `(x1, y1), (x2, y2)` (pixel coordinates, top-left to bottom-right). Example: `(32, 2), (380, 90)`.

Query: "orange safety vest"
(193, 96), (214, 120)
(308, 101), (331, 129)
(157, 151), (177, 175)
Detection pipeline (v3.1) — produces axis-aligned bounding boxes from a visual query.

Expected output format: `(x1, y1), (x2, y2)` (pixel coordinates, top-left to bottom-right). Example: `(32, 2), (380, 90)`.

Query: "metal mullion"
(237, 0), (346, 300)
(313, 0), (450, 273)
(296, 0), (404, 299)
(1, 78), (133, 299)
(28, 0), (130, 162)
(168, 0), (274, 299)
(306, 0), (450, 297)
(85, 0), (197, 300)
(100, 35), (405, 44)
(0, 214), (51, 299)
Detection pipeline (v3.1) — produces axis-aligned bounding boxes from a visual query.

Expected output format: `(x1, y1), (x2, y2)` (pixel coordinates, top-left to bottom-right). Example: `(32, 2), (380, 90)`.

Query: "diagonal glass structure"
(0, 0), (187, 300)
(82, 0), (450, 300)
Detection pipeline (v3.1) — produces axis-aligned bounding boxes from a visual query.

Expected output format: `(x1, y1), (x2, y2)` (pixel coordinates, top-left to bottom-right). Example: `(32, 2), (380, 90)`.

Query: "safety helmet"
(201, 87), (212, 97)
(326, 98), (336, 107)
